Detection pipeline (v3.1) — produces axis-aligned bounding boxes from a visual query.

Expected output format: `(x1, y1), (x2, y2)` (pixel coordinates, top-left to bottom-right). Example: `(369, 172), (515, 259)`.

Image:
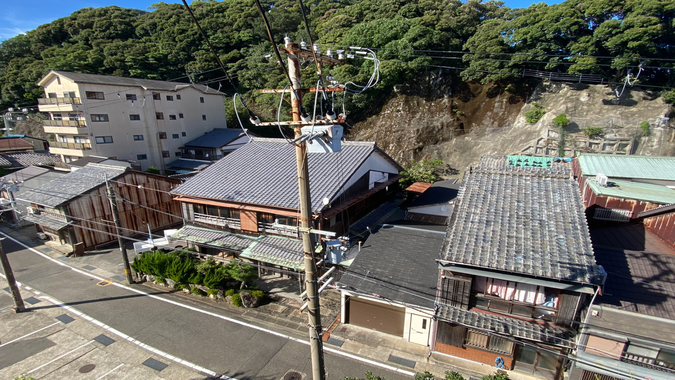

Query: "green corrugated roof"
(587, 178), (675, 204)
(578, 154), (675, 181)
(506, 155), (553, 168)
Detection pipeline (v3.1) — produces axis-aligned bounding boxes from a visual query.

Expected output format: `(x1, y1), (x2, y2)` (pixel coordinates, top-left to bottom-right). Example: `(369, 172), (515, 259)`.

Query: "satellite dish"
(322, 197), (330, 206)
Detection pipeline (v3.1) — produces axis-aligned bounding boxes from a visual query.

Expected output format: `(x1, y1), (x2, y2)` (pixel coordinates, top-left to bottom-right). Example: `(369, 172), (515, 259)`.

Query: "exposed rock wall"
(352, 73), (674, 176)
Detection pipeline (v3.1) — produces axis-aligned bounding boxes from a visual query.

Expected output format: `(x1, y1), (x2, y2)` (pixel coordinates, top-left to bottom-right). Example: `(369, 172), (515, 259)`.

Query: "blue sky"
(1, 0), (564, 42)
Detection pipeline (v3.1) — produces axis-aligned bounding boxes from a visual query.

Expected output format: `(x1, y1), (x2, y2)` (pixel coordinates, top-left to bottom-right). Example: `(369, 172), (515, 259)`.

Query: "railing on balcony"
(43, 119), (87, 127)
(193, 213), (241, 229)
(258, 222), (300, 238)
(51, 141), (92, 150)
(621, 352), (675, 374)
(473, 295), (562, 325)
(38, 97), (81, 105)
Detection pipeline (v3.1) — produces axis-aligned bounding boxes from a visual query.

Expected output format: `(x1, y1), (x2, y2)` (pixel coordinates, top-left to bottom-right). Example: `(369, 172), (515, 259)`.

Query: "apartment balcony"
(49, 141), (92, 157)
(621, 352), (675, 374)
(193, 213), (241, 230)
(37, 97), (82, 112)
(43, 120), (88, 134)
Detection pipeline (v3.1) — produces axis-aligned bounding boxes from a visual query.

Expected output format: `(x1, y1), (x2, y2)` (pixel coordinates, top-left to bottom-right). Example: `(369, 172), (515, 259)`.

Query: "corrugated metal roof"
(172, 226), (256, 251)
(437, 305), (575, 346)
(46, 71), (225, 95)
(166, 159), (211, 170)
(172, 138), (382, 212)
(587, 178), (675, 204)
(240, 235), (304, 270)
(17, 163), (127, 207)
(183, 129), (244, 148)
(578, 154), (675, 180)
(443, 159), (603, 284)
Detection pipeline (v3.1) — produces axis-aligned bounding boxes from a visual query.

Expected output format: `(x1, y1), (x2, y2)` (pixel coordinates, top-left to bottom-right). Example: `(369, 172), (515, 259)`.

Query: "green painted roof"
(506, 155), (554, 169)
(578, 154), (675, 181)
(587, 178), (675, 204)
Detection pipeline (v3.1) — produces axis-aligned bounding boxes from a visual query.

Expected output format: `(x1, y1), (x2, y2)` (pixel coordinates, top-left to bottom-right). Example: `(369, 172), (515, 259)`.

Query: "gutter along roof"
(442, 156), (604, 284)
(172, 138), (399, 213)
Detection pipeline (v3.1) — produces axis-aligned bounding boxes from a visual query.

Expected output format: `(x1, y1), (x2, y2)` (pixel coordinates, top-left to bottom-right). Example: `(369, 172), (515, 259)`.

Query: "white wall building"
(37, 71), (227, 172)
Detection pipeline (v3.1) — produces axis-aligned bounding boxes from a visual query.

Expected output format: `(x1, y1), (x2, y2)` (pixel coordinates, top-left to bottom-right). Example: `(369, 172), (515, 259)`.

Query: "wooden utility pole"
(105, 175), (134, 285)
(259, 41), (344, 380)
(0, 238), (25, 312)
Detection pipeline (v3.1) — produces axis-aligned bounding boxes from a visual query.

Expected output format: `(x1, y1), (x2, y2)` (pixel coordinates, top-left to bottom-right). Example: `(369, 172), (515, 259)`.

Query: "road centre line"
(0, 231), (416, 377)
(26, 340), (95, 374)
(0, 322), (60, 348)
(95, 363), (125, 380)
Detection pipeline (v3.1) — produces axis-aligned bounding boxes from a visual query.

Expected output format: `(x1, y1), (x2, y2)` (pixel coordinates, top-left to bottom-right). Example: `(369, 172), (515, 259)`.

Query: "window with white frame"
(91, 114), (109, 122)
(95, 136), (113, 144)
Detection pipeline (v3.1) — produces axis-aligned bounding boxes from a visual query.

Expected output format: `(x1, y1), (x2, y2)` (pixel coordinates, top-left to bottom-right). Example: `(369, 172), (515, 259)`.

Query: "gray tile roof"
(172, 138), (386, 212)
(0, 152), (62, 168)
(172, 226), (256, 252)
(0, 166), (50, 183)
(437, 304), (575, 347)
(183, 129), (244, 148)
(50, 71), (224, 95)
(241, 235), (304, 270)
(339, 224), (445, 309)
(17, 164), (127, 207)
(22, 213), (70, 230)
(443, 160), (603, 284)
(478, 155), (571, 175)
(591, 225), (675, 320)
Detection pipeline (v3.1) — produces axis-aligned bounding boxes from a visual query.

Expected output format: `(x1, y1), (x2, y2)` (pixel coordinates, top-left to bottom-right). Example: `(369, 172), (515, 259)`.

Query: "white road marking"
(0, 322), (60, 348)
(27, 340), (95, 374)
(0, 231), (417, 377)
(95, 363), (125, 380)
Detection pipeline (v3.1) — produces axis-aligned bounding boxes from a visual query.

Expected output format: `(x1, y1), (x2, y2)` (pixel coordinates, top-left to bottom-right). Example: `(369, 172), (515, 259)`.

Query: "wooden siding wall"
(644, 211), (675, 250)
(70, 172), (182, 249)
(240, 210), (257, 232)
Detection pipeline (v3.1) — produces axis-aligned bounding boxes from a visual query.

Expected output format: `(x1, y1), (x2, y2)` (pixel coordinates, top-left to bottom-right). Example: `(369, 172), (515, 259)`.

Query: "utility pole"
(0, 238), (25, 312)
(105, 175), (134, 285)
(259, 40), (345, 380)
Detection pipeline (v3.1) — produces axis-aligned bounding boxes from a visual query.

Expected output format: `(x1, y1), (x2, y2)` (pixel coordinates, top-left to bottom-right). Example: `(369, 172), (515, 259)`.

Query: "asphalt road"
(1, 236), (413, 380)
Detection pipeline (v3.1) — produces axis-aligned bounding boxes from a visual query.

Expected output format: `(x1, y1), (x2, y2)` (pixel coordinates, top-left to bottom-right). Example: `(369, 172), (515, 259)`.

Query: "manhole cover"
(79, 364), (96, 373)
(284, 371), (302, 380)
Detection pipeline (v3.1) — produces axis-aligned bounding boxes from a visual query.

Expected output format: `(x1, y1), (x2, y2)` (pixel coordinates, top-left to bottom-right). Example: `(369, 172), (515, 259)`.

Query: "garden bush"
(481, 372), (509, 380)
(583, 127), (603, 138)
(173, 283), (189, 290)
(225, 289), (236, 297)
(641, 121), (650, 136)
(190, 286), (206, 297)
(446, 372), (465, 380)
(231, 293), (243, 307)
(525, 103), (546, 124)
(207, 288), (219, 297)
(251, 290), (265, 300)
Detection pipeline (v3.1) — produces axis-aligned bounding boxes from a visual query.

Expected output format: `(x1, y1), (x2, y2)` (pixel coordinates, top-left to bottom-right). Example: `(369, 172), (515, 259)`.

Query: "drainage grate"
(24, 297), (40, 305)
(79, 364), (96, 373)
(326, 337), (344, 347)
(56, 314), (75, 324)
(83, 265), (97, 271)
(283, 371), (303, 380)
(111, 275), (125, 282)
(388, 354), (416, 368)
(93, 334), (115, 347)
(57, 256), (69, 261)
(143, 358), (168, 372)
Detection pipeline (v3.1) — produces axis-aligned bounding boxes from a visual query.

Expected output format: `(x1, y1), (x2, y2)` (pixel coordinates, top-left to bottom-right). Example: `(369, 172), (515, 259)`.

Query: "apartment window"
(181, 132), (186, 137)
(63, 91), (76, 98)
(58, 135), (68, 143)
(202, 115), (207, 121)
(158, 132), (167, 139)
(152, 92), (160, 100)
(137, 154), (148, 160)
(91, 114), (109, 122)
(259, 212), (275, 224)
(169, 115), (177, 120)
(175, 151), (182, 157)
(156, 112), (164, 120)
(200, 97), (204, 103)
(133, 135), (144, 141)
(172, 133), (179, 139)
(179, 113), (184, 118)
(74, 136), (87, 143)
(52, 113), (62, 121)
(126, 94), (137, 101)
(166, 95), (173, 101)
(129, 114), (141, 121)
(68, 113), (78, 121)
(176, 94), (181, 100)
(275, 216), (298, 226)
(48, 92), (57, 98)
(95, 136), (113, 144)
(162, 150), (170, 158)
(86, 91), (105, 100)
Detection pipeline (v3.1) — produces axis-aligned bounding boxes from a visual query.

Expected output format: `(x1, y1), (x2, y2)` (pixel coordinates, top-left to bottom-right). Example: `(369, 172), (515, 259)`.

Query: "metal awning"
(438, 262), (598, 294)
(575, 350), (675, 380)
(240, 235), (304, 271)
(171, 226), (256, 252)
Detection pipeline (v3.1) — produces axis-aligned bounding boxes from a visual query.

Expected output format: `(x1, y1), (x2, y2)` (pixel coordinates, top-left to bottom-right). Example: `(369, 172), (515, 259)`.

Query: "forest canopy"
(0, 0), (673, 120)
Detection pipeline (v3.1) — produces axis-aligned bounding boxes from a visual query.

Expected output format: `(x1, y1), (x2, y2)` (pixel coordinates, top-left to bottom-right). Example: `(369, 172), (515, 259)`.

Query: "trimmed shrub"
(446, 372), (465, 380)
(190, 286), (206, 297)
(251, 290), (265, 300)
(165, 255), (195, 283)
(225, 289), (236, 297)
(415, 371), (435, 380)
(481, 372), (509, 380)
(207, 288), (219, 297)
(231, 293), (243, 307)
(173, 283), (189, 290)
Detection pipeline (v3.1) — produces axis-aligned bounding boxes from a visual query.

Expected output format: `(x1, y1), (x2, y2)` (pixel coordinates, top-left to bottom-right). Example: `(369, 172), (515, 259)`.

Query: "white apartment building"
(37, 71), (227, 172)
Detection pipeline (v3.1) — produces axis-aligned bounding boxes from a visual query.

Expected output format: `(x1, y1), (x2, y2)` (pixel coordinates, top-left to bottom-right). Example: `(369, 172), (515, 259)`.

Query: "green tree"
(399, 159), (444, 188)
(525, 104), (546, 124)
(552, 113), (570, 128)
(145, 166), (160, 174)
(225, 260), (258, 290)
(664, 90), (675, 105)
(583, 127), (603, 138)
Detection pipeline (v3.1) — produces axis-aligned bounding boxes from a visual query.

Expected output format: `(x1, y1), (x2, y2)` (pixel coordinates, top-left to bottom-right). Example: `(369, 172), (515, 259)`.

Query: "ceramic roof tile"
(172, 138), (383, 212)
(442, 158), (603, 284)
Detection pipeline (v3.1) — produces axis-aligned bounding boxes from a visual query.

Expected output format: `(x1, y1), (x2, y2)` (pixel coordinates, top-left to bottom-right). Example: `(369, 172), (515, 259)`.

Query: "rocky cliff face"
(352, 72), (674, 176)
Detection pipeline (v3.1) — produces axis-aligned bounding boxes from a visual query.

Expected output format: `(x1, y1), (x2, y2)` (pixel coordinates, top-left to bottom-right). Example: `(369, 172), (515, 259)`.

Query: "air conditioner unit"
(596, 173), (608, 187)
